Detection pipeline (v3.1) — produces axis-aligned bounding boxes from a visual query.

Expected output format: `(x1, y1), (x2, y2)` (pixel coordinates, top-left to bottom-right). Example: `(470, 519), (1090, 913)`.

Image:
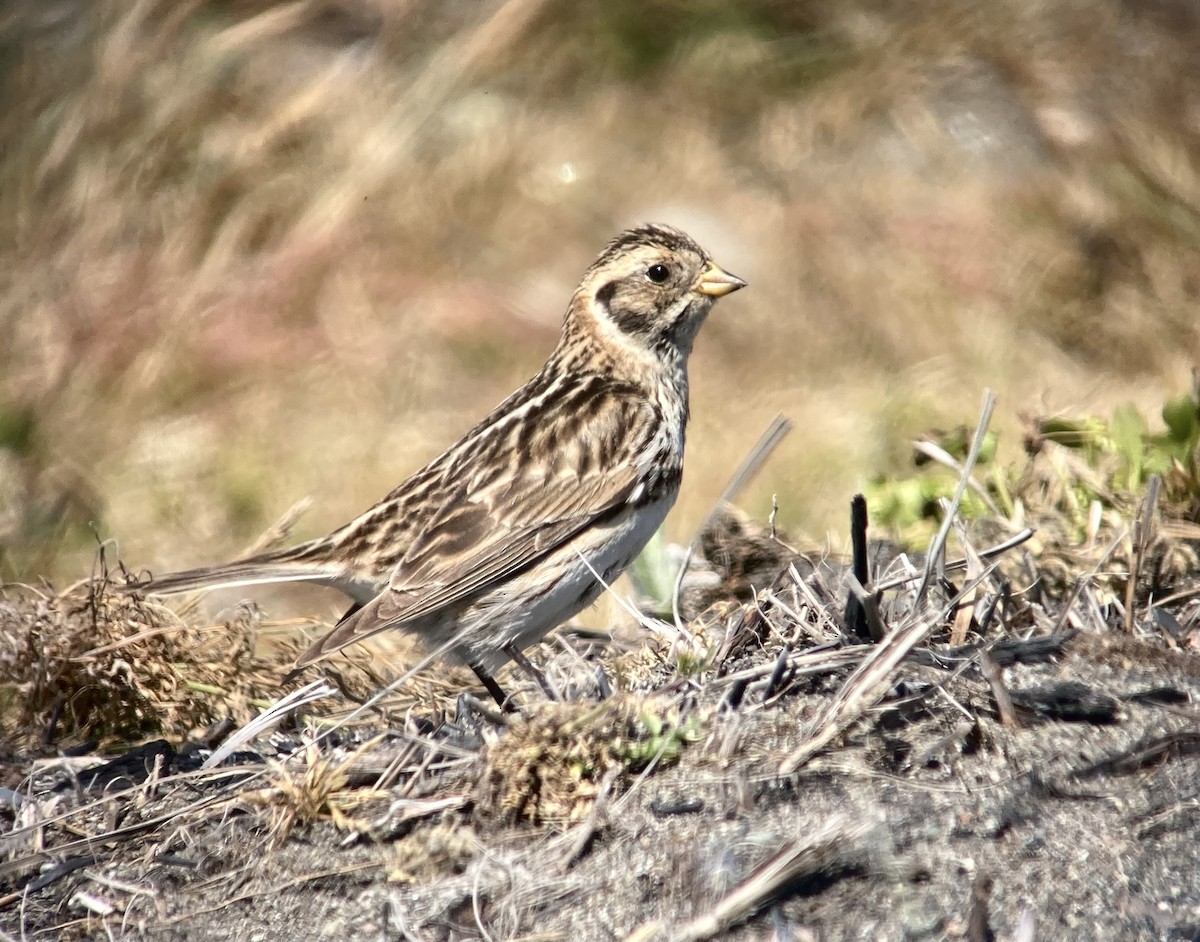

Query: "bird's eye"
(646, 264), (670, 284)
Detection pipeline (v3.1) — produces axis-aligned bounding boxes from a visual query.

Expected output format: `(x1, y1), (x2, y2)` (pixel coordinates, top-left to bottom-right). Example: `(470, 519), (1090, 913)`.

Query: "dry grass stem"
(624, 816), (874, 942)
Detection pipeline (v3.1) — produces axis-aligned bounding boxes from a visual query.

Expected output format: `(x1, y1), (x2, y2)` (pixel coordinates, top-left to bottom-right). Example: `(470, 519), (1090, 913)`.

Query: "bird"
(123, 223), (746, 705)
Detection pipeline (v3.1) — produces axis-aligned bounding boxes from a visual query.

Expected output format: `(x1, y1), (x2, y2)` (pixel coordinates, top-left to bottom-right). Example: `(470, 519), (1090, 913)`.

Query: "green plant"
(865, 426), (999, 544)
(865, 385), (1200, 549)
(616, 707), (704, 770)
(1037, 391), (1200, 501)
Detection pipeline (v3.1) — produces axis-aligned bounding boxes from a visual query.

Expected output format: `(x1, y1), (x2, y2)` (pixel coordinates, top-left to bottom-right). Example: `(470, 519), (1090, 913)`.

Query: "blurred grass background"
(1, 0), (1198, 616)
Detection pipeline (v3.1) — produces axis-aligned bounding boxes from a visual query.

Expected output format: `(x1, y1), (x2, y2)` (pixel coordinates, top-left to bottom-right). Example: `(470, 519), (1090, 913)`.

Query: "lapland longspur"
(125, 224), (746, 702)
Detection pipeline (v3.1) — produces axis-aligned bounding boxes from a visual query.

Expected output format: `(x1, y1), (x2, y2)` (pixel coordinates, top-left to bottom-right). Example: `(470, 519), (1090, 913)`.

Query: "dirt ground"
(4, 507), (1200, 942)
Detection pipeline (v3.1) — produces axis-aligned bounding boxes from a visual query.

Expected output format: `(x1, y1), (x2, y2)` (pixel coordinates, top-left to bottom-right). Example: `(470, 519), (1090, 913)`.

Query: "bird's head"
(566, 223), (746, 365)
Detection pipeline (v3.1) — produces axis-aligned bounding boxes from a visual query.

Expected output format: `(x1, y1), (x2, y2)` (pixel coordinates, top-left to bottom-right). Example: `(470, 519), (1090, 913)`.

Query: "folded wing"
(293, 388), (657, 667)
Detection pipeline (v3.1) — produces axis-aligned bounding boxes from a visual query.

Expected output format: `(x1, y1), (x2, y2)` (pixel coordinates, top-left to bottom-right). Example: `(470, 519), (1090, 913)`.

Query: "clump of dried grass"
(0, 578), (270, 751)
(1004, 446), (1200, 606)
(388, 820), (478, 884)
(476, 695), (701, 828)
(243, 736), (391, 846)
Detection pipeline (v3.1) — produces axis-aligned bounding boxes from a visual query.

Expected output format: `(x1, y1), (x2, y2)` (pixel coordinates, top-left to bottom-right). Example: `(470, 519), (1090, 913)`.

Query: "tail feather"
(122, 557), (342, 598)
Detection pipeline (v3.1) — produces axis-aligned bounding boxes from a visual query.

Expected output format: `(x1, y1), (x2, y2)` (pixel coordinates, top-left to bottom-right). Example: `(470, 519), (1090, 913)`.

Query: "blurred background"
(1, 0), (1198, 617)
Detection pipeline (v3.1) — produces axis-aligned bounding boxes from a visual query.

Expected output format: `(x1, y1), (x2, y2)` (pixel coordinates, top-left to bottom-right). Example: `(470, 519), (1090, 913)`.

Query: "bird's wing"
(294, 387), (665, 666)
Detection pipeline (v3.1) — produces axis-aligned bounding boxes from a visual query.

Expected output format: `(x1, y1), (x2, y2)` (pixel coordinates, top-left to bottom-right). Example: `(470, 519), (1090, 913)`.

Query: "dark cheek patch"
(597, 279), (658, 338)
(595, 280), (618, 307)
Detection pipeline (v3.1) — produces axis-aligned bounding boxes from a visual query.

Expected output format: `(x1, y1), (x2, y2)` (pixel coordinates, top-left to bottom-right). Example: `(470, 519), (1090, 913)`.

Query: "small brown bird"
(126, 224), (745, 703)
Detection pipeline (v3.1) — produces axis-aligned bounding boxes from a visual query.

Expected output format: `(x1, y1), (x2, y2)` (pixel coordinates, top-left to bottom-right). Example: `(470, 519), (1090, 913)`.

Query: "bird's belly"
(459, 493), (676, 669)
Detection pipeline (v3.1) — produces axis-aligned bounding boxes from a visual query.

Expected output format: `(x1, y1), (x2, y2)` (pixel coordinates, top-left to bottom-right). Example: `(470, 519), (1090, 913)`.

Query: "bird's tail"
(120, 543), (344, 598)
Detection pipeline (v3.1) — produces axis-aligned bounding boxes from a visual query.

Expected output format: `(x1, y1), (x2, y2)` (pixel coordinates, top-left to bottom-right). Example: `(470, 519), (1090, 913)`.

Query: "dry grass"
(476, 695), (699, 828)
(0, 579), (266, 750)
(5, 440), (1200, 937)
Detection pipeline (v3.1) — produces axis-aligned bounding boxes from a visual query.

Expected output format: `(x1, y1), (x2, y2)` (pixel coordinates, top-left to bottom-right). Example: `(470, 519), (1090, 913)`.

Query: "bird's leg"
(469, 661), (514, 712)
(504, 643), (560, 702)
(595, 665), (612, 700)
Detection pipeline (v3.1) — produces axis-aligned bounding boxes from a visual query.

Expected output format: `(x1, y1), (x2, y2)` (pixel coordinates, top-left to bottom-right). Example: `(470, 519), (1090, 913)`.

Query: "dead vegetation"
(3, 0), (1200, 591)
(4, 394), (1200, 939)
(0, 577), (260, 751)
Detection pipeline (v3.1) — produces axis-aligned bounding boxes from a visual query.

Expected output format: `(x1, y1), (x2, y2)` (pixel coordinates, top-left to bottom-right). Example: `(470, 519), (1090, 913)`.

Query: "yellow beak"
(695, 263), (747, 297)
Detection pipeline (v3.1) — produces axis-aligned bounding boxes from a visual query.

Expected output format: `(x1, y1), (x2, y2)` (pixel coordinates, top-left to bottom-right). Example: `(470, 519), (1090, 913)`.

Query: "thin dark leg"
(470, 661), (513, 712)
(504, 643), (559, 702)
(595, 665), (612, 700)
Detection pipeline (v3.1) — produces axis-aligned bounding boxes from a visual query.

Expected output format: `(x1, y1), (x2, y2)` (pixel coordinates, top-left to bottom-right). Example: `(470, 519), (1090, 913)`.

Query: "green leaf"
(1109, 403), (1146, 489)
(628, 527), (676, 613)
(1162, 393), (1200, 446)
(1039, 416), (1104, 451)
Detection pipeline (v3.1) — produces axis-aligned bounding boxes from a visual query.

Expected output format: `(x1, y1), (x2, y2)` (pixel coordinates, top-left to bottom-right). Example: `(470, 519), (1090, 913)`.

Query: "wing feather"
(294, 385), (661, 666)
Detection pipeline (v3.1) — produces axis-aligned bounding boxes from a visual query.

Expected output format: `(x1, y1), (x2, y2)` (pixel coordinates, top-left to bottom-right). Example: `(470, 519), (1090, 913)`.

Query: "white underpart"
(418, 492), (677, 671)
